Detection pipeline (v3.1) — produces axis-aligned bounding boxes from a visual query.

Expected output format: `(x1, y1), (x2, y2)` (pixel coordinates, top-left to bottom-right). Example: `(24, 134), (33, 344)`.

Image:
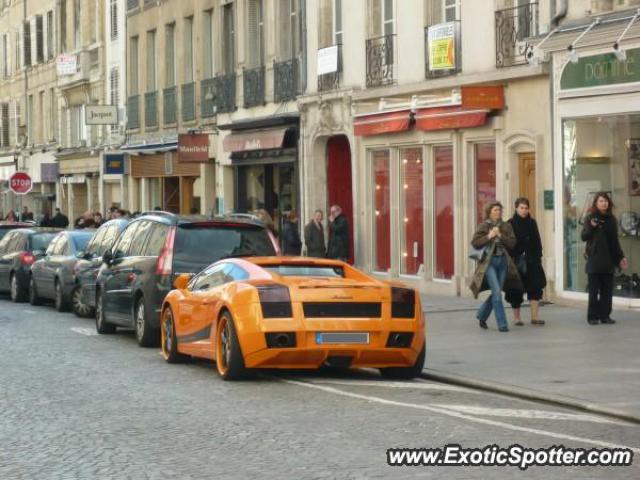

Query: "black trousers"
(587, 273), (614, 320)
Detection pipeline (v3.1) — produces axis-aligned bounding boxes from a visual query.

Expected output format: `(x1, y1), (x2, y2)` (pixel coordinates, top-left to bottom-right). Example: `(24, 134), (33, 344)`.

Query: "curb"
(421, 368), (640, 425)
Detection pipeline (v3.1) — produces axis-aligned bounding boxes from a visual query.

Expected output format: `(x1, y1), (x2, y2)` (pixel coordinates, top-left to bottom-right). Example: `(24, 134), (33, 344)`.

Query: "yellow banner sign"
(428, 22), (456, 71)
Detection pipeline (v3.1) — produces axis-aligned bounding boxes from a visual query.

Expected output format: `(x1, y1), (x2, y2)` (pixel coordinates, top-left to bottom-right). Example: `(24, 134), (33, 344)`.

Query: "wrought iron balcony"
(163, 86), (176, 124)
(318, 44), (342, 92)
(424, 22), (461, 78)
(495, 2), (539, 67)
(274, 58), (299, 103)
(215, 74), (236, 113)
(127, 95), (140, 130)
(181, 82), (196, 122)
(144, 91), (157, 128)
(243, 66), (266, 108)
(366, 34), (395, 88)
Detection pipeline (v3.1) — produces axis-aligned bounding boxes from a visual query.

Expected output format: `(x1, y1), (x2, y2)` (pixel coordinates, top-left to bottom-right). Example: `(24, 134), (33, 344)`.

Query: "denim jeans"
(477, 255), (508, 330)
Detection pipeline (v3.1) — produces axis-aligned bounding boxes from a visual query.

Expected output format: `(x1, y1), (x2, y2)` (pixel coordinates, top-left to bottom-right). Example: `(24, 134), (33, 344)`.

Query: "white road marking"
(70, 327), (98, 336)
(23, 309), (37, 314)
(281, 378), (640, 454)
(307, 379), (467, 392)
(431, 404), (625, 425)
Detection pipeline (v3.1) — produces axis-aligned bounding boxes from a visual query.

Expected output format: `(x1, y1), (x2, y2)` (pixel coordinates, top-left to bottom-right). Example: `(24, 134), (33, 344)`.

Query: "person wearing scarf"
(581, 192), (627, 325)
(505, 198), (547, 326)
(470, 201), (522, 332)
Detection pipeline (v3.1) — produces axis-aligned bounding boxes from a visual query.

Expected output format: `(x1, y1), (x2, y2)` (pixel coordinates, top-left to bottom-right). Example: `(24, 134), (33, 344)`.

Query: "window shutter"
(31, 18), (37, 64)
(0, 35), (4, 78)
(36, 15), (44, 63)
(247, 0), (259, 67)
(43, 14), (48, 61)
(111, 0), (118, 40)
(0, 103), (9, 147)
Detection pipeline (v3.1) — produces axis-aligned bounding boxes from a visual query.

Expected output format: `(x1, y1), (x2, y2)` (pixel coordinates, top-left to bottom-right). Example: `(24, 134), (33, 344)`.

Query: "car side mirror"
(102, 249), (113, 265)
(173, 273), (193, 290)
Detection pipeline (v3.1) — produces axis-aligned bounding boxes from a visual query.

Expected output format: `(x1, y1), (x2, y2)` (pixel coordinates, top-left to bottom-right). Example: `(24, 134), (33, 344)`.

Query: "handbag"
(469, 245), (488, 262)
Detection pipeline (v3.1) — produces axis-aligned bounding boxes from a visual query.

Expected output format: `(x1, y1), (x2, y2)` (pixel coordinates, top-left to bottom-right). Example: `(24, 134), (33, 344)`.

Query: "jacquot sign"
(85, 106), (118, 125)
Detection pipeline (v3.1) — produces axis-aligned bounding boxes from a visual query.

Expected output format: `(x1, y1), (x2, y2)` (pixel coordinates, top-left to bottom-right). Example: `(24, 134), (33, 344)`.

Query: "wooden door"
(518, 152), (536, 214)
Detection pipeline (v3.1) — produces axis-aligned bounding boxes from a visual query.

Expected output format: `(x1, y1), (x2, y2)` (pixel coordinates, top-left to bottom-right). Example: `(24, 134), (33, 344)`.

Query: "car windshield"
(263, 265), (345, 277)
(0, 229), (14, 241)
(71, 232), (94, 252)
(173, 225), (276, 273)
(30, 233), (57, 252)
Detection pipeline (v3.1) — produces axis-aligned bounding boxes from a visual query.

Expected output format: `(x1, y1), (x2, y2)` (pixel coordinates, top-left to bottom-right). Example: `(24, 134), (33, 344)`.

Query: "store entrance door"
(326, 135), (354, 263)
(519, 152), (536, 214)
(164, 177), (180, 213)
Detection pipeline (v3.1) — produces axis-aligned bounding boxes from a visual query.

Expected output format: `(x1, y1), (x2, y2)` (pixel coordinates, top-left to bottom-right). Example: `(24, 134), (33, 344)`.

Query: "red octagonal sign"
(9, 172), (33, 195)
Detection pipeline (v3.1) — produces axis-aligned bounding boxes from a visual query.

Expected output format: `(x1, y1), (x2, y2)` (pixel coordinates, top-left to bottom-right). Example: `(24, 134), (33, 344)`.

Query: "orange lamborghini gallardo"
(160, 257), (426, 380)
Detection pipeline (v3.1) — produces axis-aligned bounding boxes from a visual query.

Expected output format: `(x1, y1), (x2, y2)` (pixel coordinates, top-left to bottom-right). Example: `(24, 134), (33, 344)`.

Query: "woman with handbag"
(581, 192), (628, 325)
(470, 202), (522, 332)
(505, 198), (547, 326)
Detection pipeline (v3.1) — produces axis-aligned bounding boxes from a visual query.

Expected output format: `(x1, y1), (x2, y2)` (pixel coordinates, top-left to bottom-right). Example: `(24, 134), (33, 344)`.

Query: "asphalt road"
(1, 298), (638, 479)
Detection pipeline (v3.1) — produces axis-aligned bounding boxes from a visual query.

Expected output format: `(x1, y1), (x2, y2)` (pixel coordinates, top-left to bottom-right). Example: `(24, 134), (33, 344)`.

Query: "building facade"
(0, 0), (61, 219)
(301, 0), (555, 298)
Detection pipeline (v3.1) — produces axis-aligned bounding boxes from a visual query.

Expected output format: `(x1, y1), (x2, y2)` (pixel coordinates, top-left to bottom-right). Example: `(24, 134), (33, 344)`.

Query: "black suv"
(71, 218), (130, 318)
(95, 213), (279, 346)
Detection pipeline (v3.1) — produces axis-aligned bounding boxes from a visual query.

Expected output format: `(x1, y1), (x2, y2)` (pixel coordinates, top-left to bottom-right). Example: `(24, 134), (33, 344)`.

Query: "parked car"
(29, 230), (96, 311)
(161, 257), (426, 380)
(0, 228), (60, 302)
(0, 222), (38, 241)
(95, 213), (280, 347)
(70, 219), (129, 318)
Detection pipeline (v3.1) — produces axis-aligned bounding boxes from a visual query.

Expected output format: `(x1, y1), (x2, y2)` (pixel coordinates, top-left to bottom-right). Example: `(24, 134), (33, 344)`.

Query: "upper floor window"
(318, 0), (342, 47)
(222, 3), (235, 74)
(183, 16), (194, 83)
(202, 9), (214, 78)
(73, 0), (81, 49)
(146, 30), (156, 91)
(368, 0), (395, 37)
(165, 23), (176, 87)
(246, 0), (264, 68)
(110, 0), (118, 40)
(278, 0), (302, 59)
(129, 36), (139, 94)
(443, 0), (460, 22)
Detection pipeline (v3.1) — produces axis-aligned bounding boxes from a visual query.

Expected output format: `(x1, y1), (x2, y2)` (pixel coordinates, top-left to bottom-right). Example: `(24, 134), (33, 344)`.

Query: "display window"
(400, 148), (424, 275)
(434, 145), (454, 279)
(475, 143), (496, 225)
(373, 150), (391, 272)
(562, 115), (640, 298)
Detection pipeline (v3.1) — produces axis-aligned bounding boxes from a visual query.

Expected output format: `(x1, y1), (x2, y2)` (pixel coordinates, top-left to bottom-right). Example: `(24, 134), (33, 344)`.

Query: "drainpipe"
(551, 0), (568, 27)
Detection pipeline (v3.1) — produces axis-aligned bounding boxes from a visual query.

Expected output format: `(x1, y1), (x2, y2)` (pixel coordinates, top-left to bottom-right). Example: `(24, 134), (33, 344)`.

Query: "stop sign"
(9, 172), (33, 195)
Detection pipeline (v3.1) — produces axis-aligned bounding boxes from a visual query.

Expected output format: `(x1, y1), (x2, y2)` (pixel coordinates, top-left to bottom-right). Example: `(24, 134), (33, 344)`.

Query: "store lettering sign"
(178, 134), (210, 163)
(560, 48), (640, 90)
(56, 54), (77, 76)
(427, 22), (457, 71)
(104, 154), (125, 174)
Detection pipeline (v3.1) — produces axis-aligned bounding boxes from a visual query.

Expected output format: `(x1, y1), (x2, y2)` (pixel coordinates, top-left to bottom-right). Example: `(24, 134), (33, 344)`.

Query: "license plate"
(316, 332), (370, 344)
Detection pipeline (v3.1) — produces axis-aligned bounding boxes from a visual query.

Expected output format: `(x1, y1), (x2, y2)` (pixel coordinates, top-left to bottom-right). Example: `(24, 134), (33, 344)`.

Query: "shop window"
(475, 143), (496, 225)
(434, 145), (454, 279)
(563, 115), (640, 299)
(373, 150), (391, 272)
(400, 148), (423, 275)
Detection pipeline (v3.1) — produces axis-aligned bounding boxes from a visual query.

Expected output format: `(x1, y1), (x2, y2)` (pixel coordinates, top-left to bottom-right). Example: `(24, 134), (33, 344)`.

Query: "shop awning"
(223, 128), (288, 152)
(414, 106), (488, 132)
(354, 109), (412, 136)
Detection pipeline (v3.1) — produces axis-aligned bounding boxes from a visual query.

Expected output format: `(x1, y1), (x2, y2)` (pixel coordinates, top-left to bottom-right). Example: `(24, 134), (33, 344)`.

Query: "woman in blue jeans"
(470, 202), (523, 332)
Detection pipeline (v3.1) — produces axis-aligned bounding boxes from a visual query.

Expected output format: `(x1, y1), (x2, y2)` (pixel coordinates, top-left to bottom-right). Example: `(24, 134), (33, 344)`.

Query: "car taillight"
(257, 285), (292, 318)
(20, 252), (35, 266)
(391, 287), (415, 318)
(155, 227), (176, 276)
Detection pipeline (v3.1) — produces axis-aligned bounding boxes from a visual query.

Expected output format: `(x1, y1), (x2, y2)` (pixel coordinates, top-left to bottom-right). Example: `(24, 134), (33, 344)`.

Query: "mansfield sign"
(560, 47), (640, 90)
(178, 134), (210, 163)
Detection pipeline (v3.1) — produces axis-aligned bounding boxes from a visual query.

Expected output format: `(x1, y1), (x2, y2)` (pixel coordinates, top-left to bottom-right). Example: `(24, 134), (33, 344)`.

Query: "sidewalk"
(421, 294), (640, 422)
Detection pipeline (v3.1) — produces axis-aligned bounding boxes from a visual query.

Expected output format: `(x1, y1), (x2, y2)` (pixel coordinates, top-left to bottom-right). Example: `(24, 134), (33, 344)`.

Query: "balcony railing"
(243, 66), (266, 108)
(200, 78), (216, 117)
(127, 95), (140, 130)
(318, 44), (342, 92)
(163, 86), (176, 124)
(144, 91), (157, 128)
(366, 34), (395, 88)
(425, 22), (461, 78)
(274, 58), (299, 103)
(495, 2), (539, 67)
(181, 82), (196, 122)
(212, 73), (237, 114)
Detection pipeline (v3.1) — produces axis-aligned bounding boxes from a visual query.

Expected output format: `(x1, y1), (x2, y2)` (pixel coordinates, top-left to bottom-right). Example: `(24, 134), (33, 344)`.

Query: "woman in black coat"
(505, 198), (547, 326)
(581, 192), (627, 325)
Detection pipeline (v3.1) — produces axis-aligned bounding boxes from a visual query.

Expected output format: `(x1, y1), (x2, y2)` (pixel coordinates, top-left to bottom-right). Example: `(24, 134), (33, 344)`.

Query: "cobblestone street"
(1, 299), (638, 479)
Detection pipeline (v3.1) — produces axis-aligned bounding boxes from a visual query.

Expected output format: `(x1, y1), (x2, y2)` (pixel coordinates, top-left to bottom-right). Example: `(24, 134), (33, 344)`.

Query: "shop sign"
(40, 163), (59, 183)
(60, 175), (86, 184)
(56, 54), (77, 76)
(178, 134), (210, 163)
(427, 22), (456, 71)
(86, 106), (118, 125)
(317, 45), (339, 75)
(104, 154), (125, 175)
(461, 86), (505, 110)
(560, 47), (640, 90)
(544, 190), (554, 210)
(223, 128), (287, 152)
